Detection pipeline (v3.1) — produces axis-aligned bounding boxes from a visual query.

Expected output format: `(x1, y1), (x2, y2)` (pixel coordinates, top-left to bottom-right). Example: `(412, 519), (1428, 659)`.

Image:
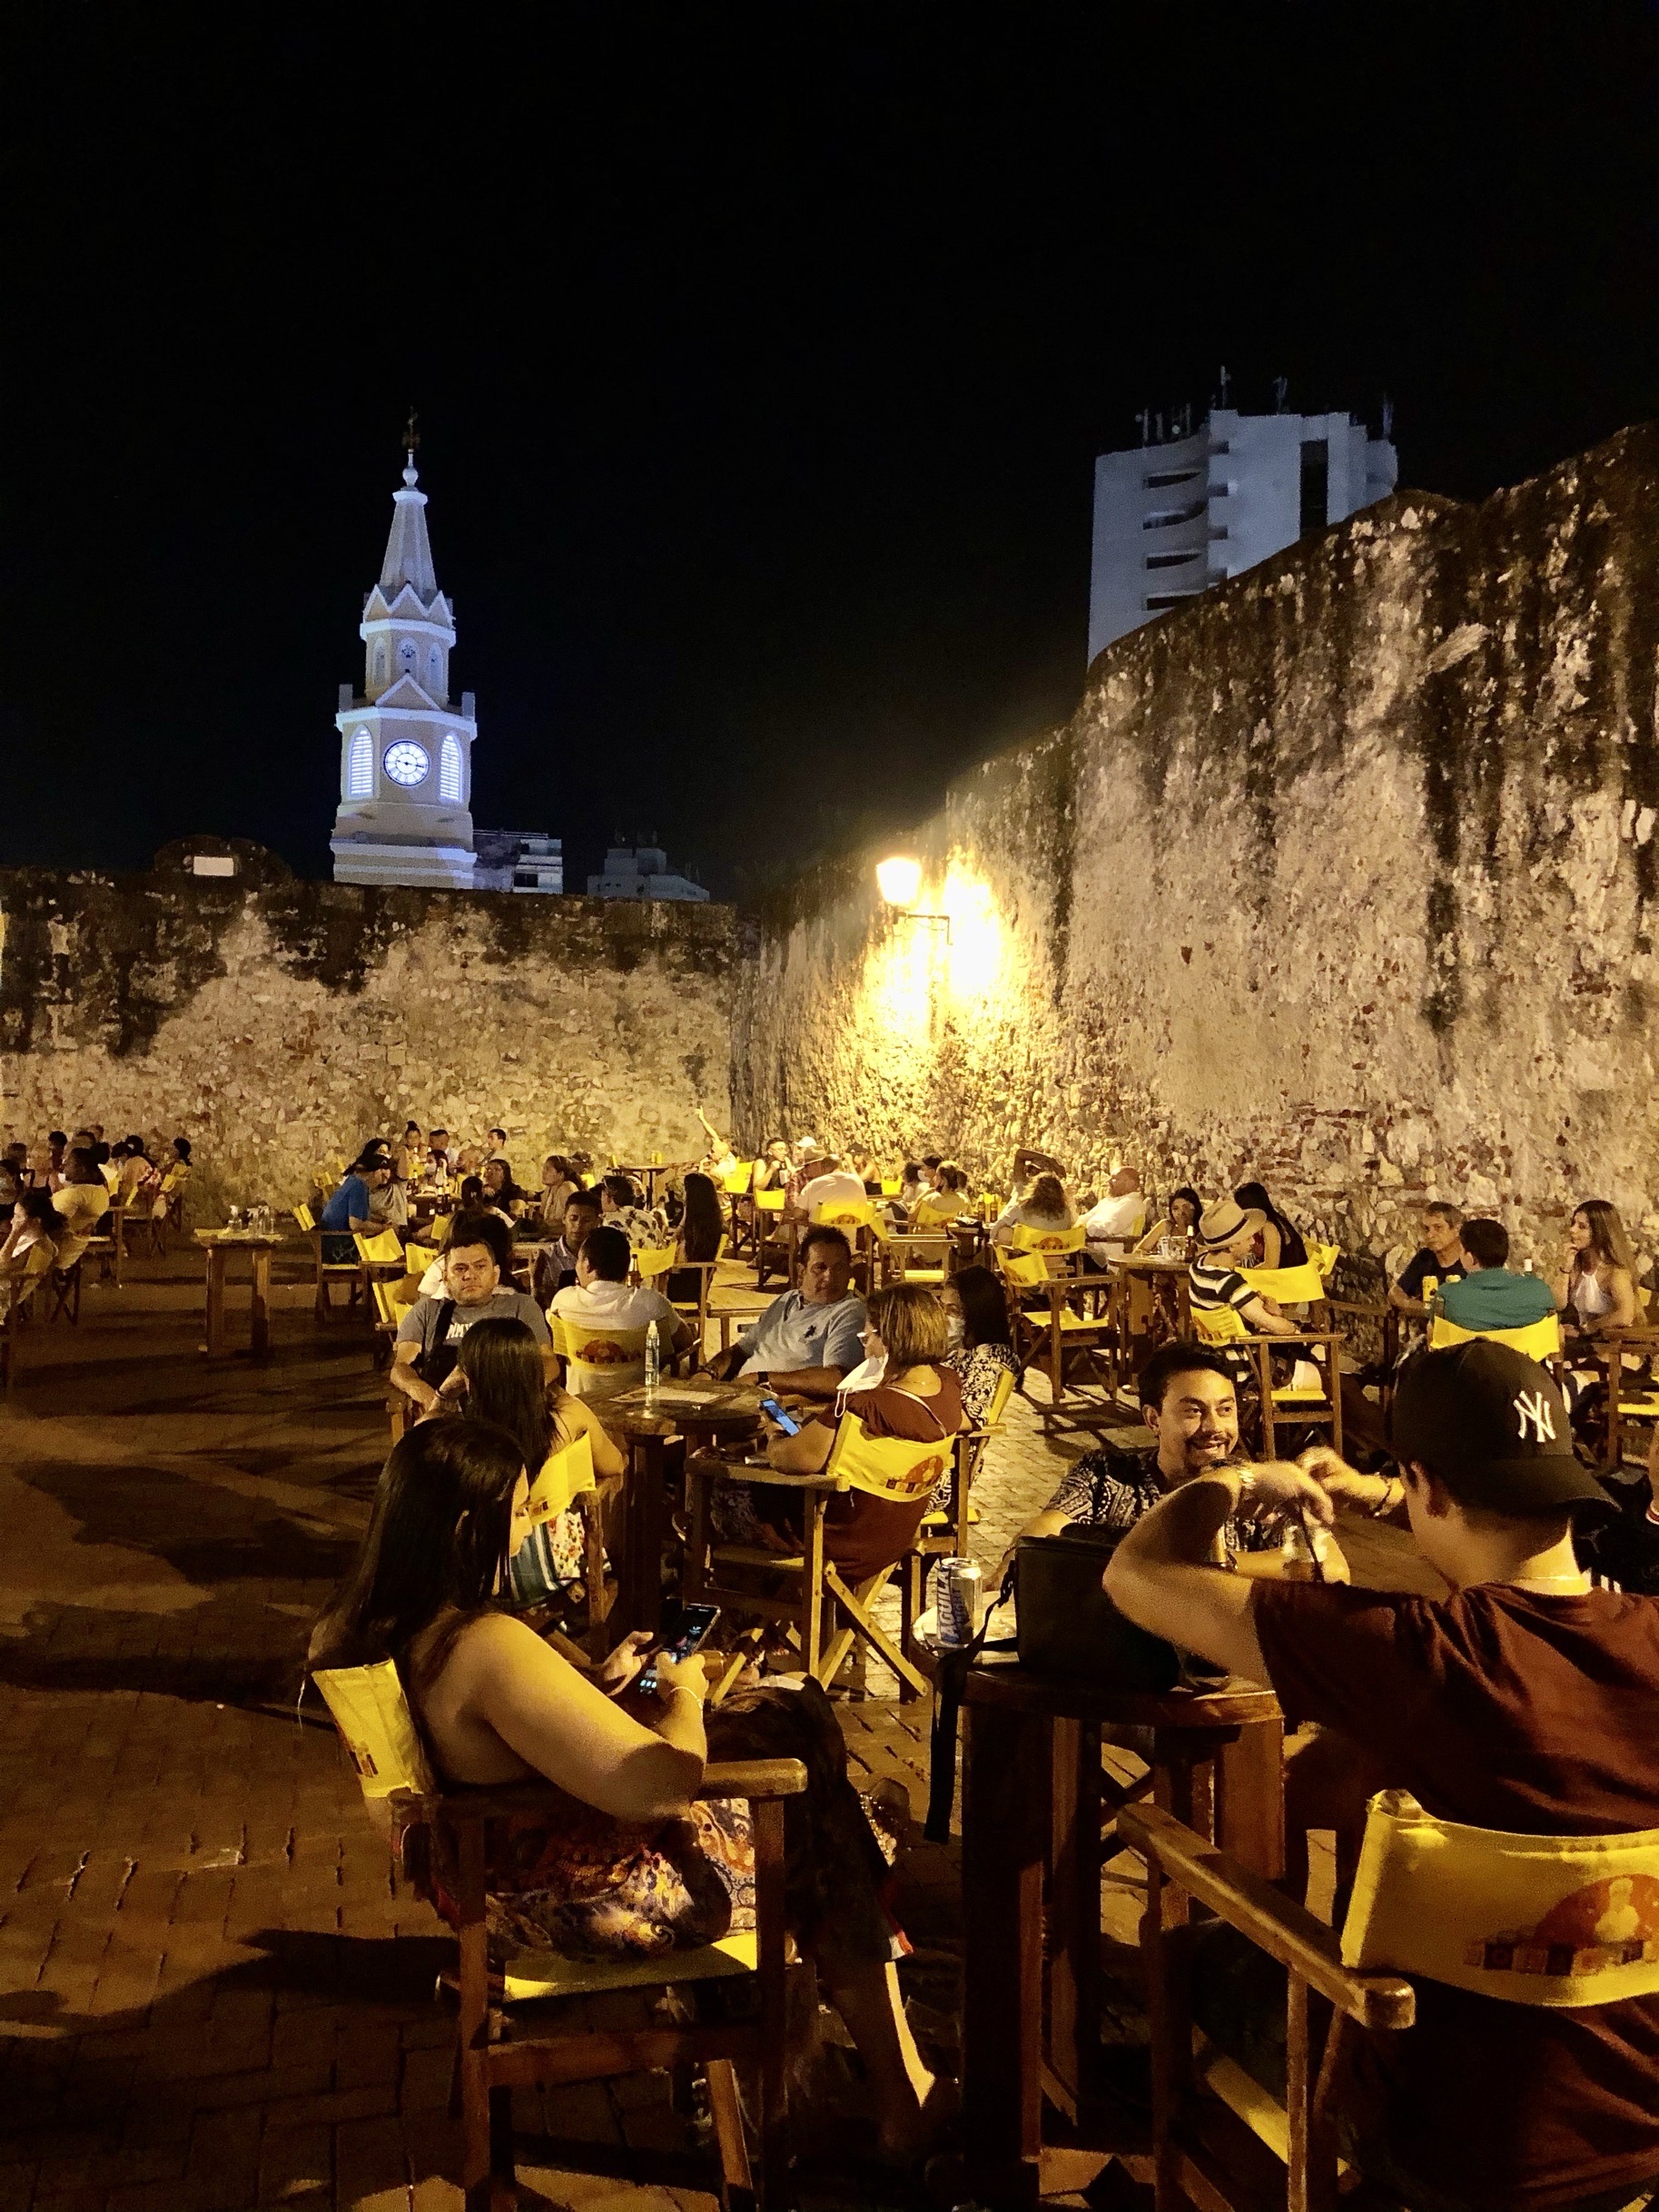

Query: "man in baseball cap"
(1105, 1340), (1659, 2212)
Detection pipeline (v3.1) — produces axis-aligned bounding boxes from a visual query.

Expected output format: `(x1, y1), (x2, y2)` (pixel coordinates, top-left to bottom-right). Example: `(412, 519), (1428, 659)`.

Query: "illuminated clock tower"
(330, 418), (479, 888)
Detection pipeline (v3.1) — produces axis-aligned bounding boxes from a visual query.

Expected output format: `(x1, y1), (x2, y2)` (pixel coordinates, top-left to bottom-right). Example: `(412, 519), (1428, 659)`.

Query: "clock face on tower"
(383, 741), (430, 787)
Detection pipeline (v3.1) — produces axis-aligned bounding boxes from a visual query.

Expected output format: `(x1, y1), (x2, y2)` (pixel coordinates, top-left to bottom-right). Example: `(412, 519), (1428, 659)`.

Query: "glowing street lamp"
(875, 854), (950, 942)
(876, 854), (923, 908)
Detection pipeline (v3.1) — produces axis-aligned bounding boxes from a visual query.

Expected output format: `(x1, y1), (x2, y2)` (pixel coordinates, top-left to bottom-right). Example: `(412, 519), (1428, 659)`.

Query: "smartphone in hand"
(758, 1396), (801, 1436)
(637, 1602), (722, 1696)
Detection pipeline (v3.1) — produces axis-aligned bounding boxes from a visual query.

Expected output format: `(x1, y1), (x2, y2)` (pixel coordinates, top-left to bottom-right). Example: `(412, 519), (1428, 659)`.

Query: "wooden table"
(596, 1382), (769, 1644)
(1110, 1252), (1193, 1372)
(956, 1663), (1283, 2207)
(194, 1230), (285, 1358)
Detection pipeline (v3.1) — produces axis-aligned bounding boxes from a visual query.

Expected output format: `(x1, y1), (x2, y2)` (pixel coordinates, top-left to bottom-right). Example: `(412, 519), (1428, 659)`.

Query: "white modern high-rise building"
(331, 435), (479, 888)
(1088, 403), (1397, 665)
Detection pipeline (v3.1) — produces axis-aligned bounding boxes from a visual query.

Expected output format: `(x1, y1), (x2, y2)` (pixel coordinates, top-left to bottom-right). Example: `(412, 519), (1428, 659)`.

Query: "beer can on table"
(936, 1558), (983, 1648)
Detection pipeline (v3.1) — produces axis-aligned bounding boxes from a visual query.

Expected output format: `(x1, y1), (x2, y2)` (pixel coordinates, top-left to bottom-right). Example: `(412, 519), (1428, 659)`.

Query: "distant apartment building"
(587, 845), (708, 903)
(472, 830), (564, 894)
(1088, 403), (1397, 665)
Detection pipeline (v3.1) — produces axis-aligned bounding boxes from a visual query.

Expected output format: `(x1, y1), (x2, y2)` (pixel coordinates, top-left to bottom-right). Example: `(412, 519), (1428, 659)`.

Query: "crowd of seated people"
(241, 1106), (1659, 2202)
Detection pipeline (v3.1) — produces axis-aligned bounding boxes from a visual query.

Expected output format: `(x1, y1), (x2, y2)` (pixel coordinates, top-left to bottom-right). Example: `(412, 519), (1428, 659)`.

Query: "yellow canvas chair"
(633, 1245), (677, 1283)
(723, 1160), (760, 1259)
(1010, 1220), (1087, 1268)
(874, 1211), (953, 1288)
(141, 1163), (190, 1255)
(639, 1237), (729, 1344)
(311, 1657), (802, 2206)
(1125, 1784), (1659, 2212)
(352, 1227), (408, 1273)
(1193, 1300), (1345, 1457)
(902, 1367), (1016, 1665)
(911, 1193), (961, 1233)
(879, 1176), (902, 1197)
(1428, 1309), (1564, 1366)
(802, 1199), (880, 1295)
(295, 1201), (363, 1319)
(685, 1414), (953, 1703)
(552, 1315), (650, 1397)
(753, 1185), (790, 1289)
(404, 1240), (439, 1279)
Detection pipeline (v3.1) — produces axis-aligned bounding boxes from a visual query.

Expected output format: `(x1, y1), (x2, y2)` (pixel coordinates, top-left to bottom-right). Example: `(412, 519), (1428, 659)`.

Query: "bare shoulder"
(446, 1611), (568, 1688)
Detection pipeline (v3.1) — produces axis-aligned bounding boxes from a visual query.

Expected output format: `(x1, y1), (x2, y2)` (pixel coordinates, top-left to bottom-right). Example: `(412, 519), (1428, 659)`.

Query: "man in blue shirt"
(320, 1151), (391, 1261)
(1436, 1217), (1555, 1332)
(708, 1224), (866, 1398)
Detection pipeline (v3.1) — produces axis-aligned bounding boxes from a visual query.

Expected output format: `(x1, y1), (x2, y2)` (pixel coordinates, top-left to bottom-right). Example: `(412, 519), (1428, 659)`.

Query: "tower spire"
(402, 405), (420, 486)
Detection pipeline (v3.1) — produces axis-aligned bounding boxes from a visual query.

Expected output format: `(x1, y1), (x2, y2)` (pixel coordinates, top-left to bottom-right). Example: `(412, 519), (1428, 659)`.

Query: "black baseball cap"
(1391, 1341), (1611, 1515)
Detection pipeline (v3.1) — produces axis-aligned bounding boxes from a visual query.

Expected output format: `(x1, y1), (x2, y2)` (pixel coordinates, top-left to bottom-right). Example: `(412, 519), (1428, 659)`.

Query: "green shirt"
(1436, 1269), (1556, 1331)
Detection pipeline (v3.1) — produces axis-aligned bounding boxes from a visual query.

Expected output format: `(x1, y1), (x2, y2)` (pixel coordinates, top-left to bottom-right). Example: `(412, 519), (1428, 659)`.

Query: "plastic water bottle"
(645, 1318), (661, 1400)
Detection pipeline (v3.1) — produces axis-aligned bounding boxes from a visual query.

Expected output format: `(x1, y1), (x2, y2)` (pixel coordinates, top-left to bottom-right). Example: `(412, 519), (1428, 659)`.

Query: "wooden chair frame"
(1012, 1276), (1120, 1405)
(0, 1269), (47, 1394)
(752, 1193), (790, 1289)
(683, 1458), (932, 1703)
(387, 1761), (802, 2210)
(1587, 1326), (1659, 1472)
(295, 1206), (365, 1320)
(1242, 1328), (1346, 1459)
(45, 1255), (85, 1325)
(1121, 1800), (1415, 2212)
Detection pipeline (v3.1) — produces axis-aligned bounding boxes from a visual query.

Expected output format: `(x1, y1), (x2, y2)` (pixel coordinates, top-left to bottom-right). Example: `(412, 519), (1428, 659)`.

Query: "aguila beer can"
(936, 1558), (983, 1648)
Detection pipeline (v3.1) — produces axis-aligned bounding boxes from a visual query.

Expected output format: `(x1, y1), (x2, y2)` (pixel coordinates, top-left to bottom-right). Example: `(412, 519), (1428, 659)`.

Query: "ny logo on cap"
(1515, 1389), (1556, 1446)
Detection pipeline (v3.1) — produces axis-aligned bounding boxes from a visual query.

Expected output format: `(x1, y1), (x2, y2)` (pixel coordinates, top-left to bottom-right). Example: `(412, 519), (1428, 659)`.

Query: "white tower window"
(427, 645), (442, 690)
(440, 733), (463, 802)
(398, 638), (417, 676)
(347, 727), (372, 795)
(372, 641), (387, 686)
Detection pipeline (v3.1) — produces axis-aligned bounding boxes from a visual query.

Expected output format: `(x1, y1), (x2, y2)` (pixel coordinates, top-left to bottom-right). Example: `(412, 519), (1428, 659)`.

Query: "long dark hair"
(953, 1262), (1012, 1351)
(455, 1318), (552, 1474)
(311, 1419), (526, 1690)
(680, 1171), (723, 1262)
(1233, 1180), (1308, 1268)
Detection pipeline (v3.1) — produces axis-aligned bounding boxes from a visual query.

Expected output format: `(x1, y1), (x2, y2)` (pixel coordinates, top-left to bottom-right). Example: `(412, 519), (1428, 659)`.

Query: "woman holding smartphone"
(311, 1419), (948, 2162)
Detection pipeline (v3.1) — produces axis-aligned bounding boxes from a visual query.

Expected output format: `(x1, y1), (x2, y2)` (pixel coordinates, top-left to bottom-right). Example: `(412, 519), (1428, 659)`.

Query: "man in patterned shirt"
(995, 1340), (1281, 1582)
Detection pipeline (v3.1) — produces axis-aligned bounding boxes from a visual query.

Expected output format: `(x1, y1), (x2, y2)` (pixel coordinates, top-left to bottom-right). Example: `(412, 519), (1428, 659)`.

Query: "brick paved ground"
(2, 1246), (1137, 2211)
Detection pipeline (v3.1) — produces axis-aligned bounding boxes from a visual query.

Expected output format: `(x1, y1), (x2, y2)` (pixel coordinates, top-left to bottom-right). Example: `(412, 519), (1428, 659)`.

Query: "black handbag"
(1013, 1525), (1181, 1692)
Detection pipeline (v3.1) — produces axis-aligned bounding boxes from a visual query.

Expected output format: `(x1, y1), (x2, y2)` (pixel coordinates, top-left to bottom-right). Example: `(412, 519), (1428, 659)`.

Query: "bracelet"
(1368, 1477), (1404, 1518)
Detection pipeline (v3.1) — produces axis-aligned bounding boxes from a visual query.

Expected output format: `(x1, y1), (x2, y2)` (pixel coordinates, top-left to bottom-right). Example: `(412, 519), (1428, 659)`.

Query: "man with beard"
(995, 1341), (1285, 1582)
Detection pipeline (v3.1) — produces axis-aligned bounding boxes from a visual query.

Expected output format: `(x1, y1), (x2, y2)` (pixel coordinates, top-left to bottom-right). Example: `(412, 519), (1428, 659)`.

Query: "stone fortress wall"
(0, 852), (737, 1220)
(730, 426), (1659, 1286)
(8, 425), (1659, 1282)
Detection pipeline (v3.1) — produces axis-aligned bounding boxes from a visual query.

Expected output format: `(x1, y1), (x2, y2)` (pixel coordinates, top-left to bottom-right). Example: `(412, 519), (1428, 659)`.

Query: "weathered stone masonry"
(0, 850), (737, 1220)
(729, 426), (1659, 1283)
(9, 427), (1659, 1283)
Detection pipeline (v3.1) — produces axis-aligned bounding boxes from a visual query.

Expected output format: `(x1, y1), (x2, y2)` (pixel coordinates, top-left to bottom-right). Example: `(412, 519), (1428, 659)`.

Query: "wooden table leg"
(203, 1247), (226, 1358)
(619, 1432), (668, 1644)
(961, 1704), (1049, 2207)
(1045, 1715), (1102, 2125)
(249, 1249), (272, 1358)
(1217, 1710), (1285, 1881)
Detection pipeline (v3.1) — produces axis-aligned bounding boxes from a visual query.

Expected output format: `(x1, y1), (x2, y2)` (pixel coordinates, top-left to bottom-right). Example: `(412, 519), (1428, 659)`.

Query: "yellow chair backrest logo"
(825, 1414), (949, 1503)
(1342, 1789), (1659, 2007)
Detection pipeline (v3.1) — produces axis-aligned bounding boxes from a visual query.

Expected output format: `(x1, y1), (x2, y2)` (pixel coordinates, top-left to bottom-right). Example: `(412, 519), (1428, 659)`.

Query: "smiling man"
(994, 1341), (1283, 1583)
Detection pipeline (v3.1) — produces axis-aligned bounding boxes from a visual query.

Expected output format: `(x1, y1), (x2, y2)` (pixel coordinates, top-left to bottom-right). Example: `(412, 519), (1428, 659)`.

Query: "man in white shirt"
(788, 1153), (869, 1221)
(1081, 1166), (1148, 1267)
(548, 1224), (692, 1397)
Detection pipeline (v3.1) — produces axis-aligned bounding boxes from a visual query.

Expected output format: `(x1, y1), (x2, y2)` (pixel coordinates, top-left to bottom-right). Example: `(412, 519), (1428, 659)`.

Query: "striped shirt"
(1186, 1259), (1258, 1382)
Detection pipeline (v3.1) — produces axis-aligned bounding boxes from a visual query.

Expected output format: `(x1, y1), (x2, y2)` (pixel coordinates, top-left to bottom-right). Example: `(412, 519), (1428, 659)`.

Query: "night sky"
(5, 10), (1657, 897)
